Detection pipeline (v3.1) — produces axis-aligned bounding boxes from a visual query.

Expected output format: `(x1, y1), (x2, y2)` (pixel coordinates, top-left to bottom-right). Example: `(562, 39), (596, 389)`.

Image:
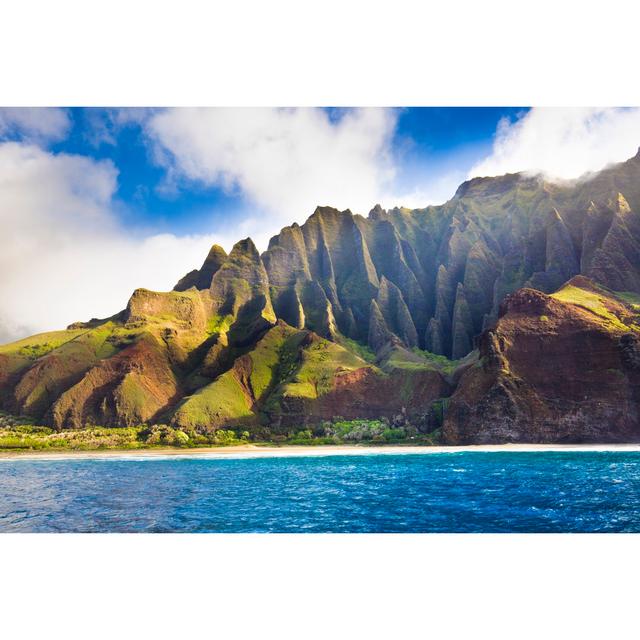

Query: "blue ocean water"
(1, 451), (640, 533)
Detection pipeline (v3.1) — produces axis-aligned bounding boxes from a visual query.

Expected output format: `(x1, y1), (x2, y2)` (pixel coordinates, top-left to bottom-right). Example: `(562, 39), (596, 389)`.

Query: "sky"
(2, 106), (640, 343)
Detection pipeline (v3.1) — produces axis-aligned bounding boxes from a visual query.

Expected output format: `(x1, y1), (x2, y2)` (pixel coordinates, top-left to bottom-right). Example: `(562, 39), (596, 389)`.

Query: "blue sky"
(46, 108), (245, 236)
(391, 107), (525, 202)
(43, 107), (525, 238)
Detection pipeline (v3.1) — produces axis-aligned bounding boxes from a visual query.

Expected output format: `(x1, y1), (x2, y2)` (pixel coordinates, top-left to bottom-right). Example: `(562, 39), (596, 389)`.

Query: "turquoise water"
(1, 451), (640, 532)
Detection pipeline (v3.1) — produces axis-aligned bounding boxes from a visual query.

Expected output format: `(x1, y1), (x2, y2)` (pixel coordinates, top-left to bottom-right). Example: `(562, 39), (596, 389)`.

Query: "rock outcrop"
(173, 244), (228, 292)
(443, 277), (640, 443)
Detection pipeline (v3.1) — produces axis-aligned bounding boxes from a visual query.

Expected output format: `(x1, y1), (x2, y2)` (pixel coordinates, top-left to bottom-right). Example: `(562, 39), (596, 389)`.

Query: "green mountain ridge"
(3, 149), (640, 443)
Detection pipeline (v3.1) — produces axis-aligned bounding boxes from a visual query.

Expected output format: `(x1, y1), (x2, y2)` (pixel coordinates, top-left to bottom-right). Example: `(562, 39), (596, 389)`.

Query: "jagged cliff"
(252, 148), (640, 360)
(443, 277), (640, 443)
(3, 149), (640, 442)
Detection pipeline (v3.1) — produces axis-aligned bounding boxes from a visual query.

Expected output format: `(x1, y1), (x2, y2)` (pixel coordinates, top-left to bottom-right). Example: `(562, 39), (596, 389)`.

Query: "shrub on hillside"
(140, 425), (191, 446)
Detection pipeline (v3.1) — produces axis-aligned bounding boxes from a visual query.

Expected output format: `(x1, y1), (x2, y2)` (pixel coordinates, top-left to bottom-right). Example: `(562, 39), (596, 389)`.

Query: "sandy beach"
(2, 442), (640, 461)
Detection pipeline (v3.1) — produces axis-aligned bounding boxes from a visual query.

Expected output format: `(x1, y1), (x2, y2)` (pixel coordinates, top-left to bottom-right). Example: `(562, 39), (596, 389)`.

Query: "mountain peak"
(205, 244), (227, 261)
(173, 243), (228, 291)
(311, 205), (341, 218)
(230, 237), (260, 259)
(369, 204), (385, 219)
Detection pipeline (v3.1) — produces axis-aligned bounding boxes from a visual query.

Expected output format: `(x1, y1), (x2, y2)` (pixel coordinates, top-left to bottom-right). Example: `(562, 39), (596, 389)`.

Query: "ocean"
(1, 450), (639, 532)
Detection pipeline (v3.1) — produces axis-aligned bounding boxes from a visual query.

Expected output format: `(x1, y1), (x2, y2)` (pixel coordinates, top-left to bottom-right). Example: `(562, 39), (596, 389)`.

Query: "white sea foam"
(3, 443), (640, 463)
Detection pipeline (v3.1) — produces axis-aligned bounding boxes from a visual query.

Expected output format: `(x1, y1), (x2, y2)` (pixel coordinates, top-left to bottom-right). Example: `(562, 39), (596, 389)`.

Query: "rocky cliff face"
(443, 277), (640, 443)
(3, 150), (640, 441)
(179, 148), (640, 362)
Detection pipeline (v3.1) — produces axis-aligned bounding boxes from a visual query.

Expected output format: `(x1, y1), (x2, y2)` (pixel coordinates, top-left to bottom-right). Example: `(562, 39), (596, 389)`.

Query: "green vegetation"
(0, 424), (145, 451)
(0, 410), (253, 451)
(206, 314), (234, 336)
(0, 411), (440, 452)
(331, 419), (409, 442)
(0, 424), (252, 451)
(429, 398), (450, 429)
(0, 328), (88, 359)
(139, 424), (250, 447)
(339, 336), (376, 363)
(373, 344), (464, 375)
(113, 373), (154, 425)
(247, 324), (298, 399)
(285, 418), (442, 445)
(0, 321), (145, 371)
(405, 348), (461, 374)
(172, 369), (253, 430)
(615, 291), (640, 310)
(281, 336), (370, 400)
(551, 284), (638, 332)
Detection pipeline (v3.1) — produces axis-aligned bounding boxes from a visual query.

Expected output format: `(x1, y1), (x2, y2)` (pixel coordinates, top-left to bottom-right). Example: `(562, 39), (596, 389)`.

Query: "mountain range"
(3, 149), (640, 443)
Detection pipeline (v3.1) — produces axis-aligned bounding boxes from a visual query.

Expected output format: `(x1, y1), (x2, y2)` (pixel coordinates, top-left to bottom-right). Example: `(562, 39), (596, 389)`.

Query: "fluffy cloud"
(0, 142), (229, 342)
(82, 107), (158, 148)
(0, 107), (71, 144)
(470, 107), (640, 180)
(145, 107), (399, 230)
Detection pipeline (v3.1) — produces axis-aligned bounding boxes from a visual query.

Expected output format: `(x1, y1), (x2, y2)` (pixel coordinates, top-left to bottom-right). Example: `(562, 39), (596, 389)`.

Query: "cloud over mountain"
(145, 107), (399, 225)
(470, 107), (640, 180)
(0, 142), (225, 341)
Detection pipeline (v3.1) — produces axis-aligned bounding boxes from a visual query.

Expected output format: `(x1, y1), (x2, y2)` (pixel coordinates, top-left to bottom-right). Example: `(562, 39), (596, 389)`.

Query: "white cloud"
(470, 107), (640, 180)
(0, 107), (71, 144)
(145, 107), (400, 235)
(0, 142), (234, 343)
(82, 107), (159, 148)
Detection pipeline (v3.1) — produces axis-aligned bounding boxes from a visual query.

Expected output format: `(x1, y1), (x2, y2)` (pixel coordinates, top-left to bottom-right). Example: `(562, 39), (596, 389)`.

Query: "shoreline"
(2, 442), (640, 461)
